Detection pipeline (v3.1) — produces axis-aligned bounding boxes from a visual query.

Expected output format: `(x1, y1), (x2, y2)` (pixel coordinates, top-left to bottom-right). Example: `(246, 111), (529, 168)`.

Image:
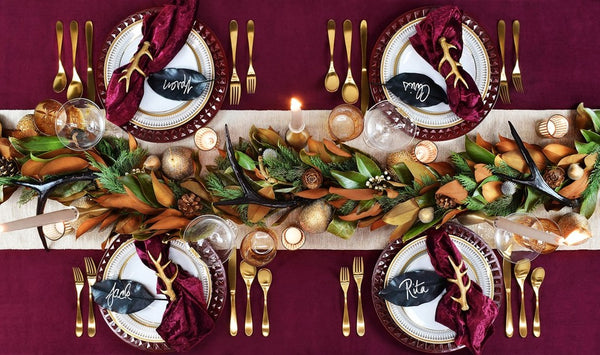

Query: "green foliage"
(18, 188), (38, 205)
(204, 173), (244, 200)
(87, 147), (147, 194)
(309, 155), (331, 177)
(338, 200), (358, 215)
(487, 162), (521, 178)
(456, 175), (477, 192)
(482, 193), (521, 216)
(450, 153), (472, 175)
(464, 196), (486, 211)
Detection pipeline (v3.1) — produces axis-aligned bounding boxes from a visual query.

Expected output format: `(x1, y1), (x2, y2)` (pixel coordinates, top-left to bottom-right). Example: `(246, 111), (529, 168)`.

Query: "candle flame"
(290, 98), (302, 111)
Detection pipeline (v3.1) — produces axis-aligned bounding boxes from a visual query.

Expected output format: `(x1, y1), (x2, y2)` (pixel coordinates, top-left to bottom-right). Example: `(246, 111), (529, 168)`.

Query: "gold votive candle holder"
(281, 226), (306, 250)
(194, 127), (218, 151)
(536, 114), (569, 138)
(411, 140), (438, 163)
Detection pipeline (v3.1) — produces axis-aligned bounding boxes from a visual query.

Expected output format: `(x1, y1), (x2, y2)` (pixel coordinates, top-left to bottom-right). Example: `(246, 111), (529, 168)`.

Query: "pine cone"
(0, 157), (19, 177)
(177, 193), (203, 218)
(435, 194), (457, 209)
(302, 168), (323, 189)
(543, 166), (565, 189)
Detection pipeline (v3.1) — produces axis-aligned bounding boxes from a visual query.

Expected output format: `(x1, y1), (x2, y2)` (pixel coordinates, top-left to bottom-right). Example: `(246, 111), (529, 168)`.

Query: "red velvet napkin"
(409, 6), (484, 122)
(425, 228), (498, 355)
(105, 0), (199, 126)
(135, 236), (214, 352)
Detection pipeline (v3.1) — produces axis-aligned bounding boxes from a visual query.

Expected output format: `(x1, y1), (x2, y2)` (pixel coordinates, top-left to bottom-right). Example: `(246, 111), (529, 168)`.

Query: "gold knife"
(503, 259), (514, 337)
(360, 20), (368, 115)
(228, 249), (238, 336)
(85, 21), (95, 102)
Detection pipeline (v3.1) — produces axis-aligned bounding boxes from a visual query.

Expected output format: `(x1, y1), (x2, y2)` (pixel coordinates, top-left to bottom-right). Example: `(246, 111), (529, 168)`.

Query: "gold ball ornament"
(143, 155), (161, 171)
(298, 200), (333, 234)
(386, 151), (412, 169)
(161, 146), (195, 180)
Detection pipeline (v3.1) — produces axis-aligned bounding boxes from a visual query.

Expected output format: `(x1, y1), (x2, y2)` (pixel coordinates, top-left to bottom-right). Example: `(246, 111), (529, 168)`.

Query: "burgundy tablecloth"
(1, 249), (599, 354)
(1, 0), (600, 111)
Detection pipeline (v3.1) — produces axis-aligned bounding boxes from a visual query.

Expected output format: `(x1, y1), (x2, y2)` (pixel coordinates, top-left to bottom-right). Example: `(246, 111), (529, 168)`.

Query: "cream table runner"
(0, 109), (597, 251)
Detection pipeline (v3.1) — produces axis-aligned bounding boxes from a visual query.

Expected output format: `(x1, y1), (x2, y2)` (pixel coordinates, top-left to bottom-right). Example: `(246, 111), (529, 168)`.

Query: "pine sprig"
(482, 192), (522, 216)
(487, 162), (521, 178)
(450, 153), (473, 175)
(277, 143), (302, 166)
(465, 196), (486, 211)
(456, 175), (478, 192)
(582, 156), (600, 200)
(309, 155), (331, 177)
(204, 173), (244, 200)
(338, 200), (358, 215)
(18, 188), (38, 205)
(87, 147), (147, 194)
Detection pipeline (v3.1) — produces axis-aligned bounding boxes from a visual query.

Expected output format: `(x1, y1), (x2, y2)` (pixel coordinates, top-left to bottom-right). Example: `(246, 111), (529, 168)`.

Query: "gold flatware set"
(72, 257), (97, 337)
(237, 259), (272, 336)
(339, 256), (365, 337)
(229, 19), (257, 105)
(54, 20), (95, 101)
(325, 19), (368, 107)
(497, 19), (524, 104)
(504, 259), (545, 338)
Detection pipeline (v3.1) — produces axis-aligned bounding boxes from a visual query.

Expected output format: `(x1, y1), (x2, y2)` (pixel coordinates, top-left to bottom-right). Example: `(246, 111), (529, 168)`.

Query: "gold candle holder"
(281, 226), (306, 250)
(411, 140), (438, 163)
(536, 114), (569, 138)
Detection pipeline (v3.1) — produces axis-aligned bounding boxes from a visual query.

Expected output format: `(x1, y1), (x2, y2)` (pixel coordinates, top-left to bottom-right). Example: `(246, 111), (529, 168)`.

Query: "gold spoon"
(531, 267), (545, 337)
(456, 211), (494, 226)
(514, 259), (531, 338)
(258, 268), (272, 337)
(240, 261), (256, 336)
(341, 19), (359, 104)
(53, 21), (67, 93)
(67, 20), (83, 100)
(324, 19), (339, 92)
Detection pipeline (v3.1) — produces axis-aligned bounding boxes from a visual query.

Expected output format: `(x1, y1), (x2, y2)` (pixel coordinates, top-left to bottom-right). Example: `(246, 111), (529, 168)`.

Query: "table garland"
(0, 104), (598, 245)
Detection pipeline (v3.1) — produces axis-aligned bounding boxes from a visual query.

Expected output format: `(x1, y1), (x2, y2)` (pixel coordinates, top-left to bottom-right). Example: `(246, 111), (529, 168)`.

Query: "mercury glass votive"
(194, 127), (218, 151)
(411, 140), (438, 163)
(327, 104), (364, 142)
(536, 114), (569, 138)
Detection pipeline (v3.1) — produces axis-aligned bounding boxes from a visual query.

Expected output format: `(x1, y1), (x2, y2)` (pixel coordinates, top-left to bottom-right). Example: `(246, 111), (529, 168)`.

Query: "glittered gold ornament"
(298, 200), (333, 234)
(386, 151), (412, 169)
(161, 146), (195, 180)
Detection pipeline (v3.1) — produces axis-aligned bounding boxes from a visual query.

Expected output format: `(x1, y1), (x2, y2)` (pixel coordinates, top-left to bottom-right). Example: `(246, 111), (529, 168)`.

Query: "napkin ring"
(438, 37), (468, 89)
(447, 256), (471, 311)
(119, 41), (154, 93)
(149, 251), (178, 301)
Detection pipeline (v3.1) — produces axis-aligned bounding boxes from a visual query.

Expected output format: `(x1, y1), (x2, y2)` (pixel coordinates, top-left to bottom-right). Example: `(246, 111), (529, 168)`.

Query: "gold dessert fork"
(246, 20), (256, 94)
(512, 20), (523, 93)
(84, 257), (97, 337)
(497, 20), (510, 104)
(229, 20), (241, 105)
(353, 256), (365, 336)
(340, 267), (350, 337)
(72, 267), (84, 337)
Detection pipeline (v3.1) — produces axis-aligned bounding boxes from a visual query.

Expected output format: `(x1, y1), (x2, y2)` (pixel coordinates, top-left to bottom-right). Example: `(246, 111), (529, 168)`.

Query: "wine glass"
(362, 100), (418, 152)
(494, 212), (547, 263)
(240, 228), (277, 267)
(183, 214), (237, 262)
(55, 98), (105, 151)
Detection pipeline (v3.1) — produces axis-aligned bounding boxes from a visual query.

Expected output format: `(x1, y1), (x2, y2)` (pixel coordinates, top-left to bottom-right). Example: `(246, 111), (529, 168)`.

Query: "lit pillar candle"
(289, 98), (304, 132)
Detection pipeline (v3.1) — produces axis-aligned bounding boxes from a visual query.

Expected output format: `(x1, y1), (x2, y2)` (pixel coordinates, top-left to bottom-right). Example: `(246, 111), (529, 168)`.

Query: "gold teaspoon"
(514, 259), (531, 338)
(53, 21), (67, 93)
(67, 20), (83, 99)
(531, 267), (545, 337)
(341, 19), (359, 104)
(324, 19), (339, 92)
(258, 268), (272, 337)
(240, 261), (256, 336)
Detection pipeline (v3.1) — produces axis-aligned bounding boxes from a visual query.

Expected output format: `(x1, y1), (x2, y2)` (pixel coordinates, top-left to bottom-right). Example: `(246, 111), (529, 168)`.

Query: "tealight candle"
(281, 226), (306, 250)
(289, 98), (304, 132)
(194, 127), (218, 150)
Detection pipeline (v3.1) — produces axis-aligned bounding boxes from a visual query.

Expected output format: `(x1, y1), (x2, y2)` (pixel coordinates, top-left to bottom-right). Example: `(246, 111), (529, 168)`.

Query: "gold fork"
(72, 267), (84, 337)
(512, 20), (523, 93)
(497, 20), (510, 104)
(353, 257), (365, 336)
(246, 20), (256, 94)
(340, 267), (350, 337)
(84, 257), (97, 337)
(229, 20), (241, 105)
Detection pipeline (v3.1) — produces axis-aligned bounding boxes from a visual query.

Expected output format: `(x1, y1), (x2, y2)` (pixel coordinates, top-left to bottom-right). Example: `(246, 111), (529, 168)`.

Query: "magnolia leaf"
(148, 68), (211, 101)
(331, 170), (368, 189)
(326, 217), (357, 239)
(235, 150), (256, 170)
(577, 103), (600, 132)
(391, 163), (413, 184)
(465, 135), (495, 164)
(384, 73), (448, 107)
(120, 174), (155, 207)
(581, 129), (600, 145)
(355, 153), (381, 178)
(92, 279), (161, 314)
(379, 270), (448, 306)
(580, 185), (599, 218)
(9, 136), (65, 154)
(402, 213), (443, 241)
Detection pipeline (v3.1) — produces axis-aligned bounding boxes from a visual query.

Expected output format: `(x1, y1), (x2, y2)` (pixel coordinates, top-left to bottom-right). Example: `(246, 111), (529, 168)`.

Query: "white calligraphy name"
(398, 278), (430, 300)
(162, 73), (194, 95)
(105, 282), (133, 307)
(402, 81), (431, 102)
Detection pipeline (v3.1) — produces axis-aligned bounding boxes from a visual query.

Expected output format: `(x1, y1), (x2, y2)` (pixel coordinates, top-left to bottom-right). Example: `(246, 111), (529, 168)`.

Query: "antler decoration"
(447, 256), (471, 311)
(148, 251), (178, 302)
(438, 37), (468, 89)
(118, 41), (154, 93)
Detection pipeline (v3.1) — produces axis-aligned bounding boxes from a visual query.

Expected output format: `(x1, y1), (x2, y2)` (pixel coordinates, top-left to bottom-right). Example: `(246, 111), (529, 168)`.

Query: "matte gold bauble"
(161, 146), (195, 180)
(298, 200), (333, 234)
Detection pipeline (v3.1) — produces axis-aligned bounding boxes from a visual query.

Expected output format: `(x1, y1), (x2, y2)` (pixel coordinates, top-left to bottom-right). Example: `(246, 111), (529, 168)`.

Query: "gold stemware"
(324, 19), (339, 92)
(52, 21), (67, 93)
(514, 259), (531, 338)
(67, 20), (83, 100)
(531, 267), (545, 337)
(341, 20), (358, 104)
(258, 268), (272, 337)
(240, 261), (256, 336)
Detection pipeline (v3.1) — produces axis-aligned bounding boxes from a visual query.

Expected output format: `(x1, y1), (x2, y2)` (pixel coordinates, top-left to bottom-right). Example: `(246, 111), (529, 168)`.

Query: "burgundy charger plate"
(371, 222), (503, 353)
(96, 8), (228, 143)
(369, 7), (500, 141)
